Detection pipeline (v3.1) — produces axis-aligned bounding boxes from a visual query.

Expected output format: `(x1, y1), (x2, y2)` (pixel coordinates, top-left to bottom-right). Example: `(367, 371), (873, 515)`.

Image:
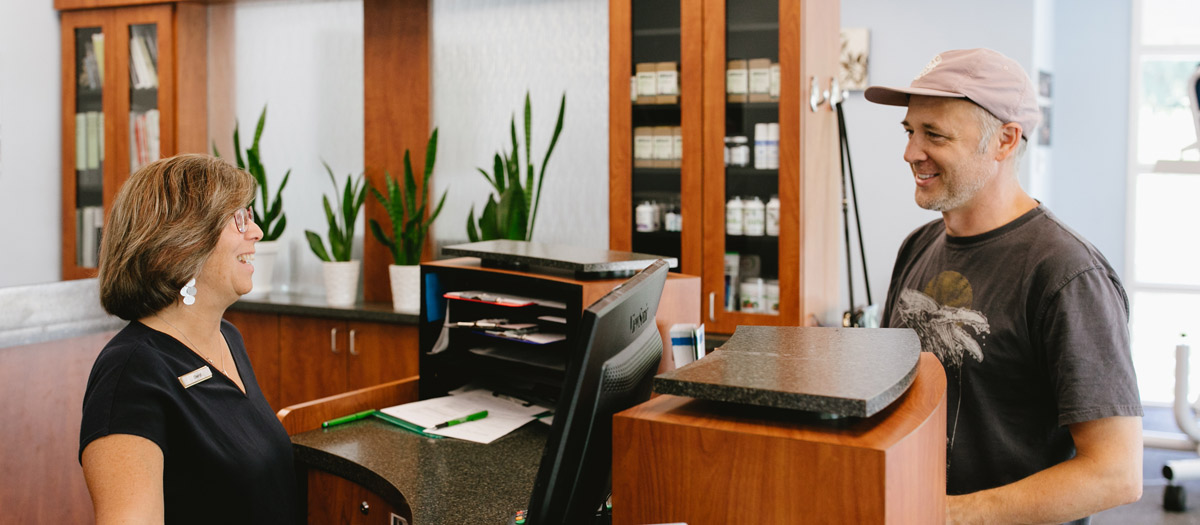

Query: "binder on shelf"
(85, 112), (100, 170)
(91, 33), (104, 85)
(74, 113), (87, 171)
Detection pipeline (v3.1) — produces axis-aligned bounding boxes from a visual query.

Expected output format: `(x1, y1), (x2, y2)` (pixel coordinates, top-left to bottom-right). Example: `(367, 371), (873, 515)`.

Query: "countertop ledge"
(229, 292), (419, 324)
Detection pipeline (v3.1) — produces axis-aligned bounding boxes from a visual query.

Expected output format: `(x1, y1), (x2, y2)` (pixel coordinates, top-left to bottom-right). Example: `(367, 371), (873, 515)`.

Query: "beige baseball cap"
(864, 48), (1040, 140)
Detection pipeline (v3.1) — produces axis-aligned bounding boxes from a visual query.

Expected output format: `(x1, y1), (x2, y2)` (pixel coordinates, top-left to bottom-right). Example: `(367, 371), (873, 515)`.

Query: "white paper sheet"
(378, 389), (545, 444)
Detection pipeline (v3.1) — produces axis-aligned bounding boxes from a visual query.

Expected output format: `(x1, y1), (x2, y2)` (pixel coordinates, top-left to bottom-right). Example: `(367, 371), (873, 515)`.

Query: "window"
(1128, 0), (1200, 404)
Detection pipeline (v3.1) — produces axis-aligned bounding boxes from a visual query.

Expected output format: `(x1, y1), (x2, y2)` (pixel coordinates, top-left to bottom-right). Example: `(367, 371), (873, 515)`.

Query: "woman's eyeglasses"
(234, 206), (254, 234)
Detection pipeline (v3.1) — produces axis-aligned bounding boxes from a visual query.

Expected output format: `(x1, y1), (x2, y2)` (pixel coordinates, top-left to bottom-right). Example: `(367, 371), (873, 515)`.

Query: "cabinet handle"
(809, 76), (829, 112)
(331, 327), (339, 354)
(359, 501), (369, 515)
(349, 329), (358, 356)
(708, 292), (716, 321)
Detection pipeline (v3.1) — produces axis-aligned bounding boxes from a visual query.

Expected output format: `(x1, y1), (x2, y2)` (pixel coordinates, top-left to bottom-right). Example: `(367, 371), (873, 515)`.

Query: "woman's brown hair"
(98, 154), (256, 320)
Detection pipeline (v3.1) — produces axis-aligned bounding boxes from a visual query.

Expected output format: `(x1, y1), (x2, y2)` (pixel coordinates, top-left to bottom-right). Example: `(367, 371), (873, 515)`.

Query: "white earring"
(180, 278), (197, 305)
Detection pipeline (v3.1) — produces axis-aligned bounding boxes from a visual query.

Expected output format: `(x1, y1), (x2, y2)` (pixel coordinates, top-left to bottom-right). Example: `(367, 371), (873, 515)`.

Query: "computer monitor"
(525, 259), (670, 524)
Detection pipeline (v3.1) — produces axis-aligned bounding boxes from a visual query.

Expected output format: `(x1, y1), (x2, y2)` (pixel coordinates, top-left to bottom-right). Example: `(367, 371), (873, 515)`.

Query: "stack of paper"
(378, 387), (547, 444)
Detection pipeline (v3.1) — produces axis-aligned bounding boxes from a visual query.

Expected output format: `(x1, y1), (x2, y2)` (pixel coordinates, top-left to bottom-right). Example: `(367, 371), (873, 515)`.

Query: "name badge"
(178, 365), (213, 389)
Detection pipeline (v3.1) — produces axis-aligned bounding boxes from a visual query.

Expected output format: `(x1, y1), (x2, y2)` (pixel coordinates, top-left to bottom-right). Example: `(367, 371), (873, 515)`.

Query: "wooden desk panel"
(0, 330), (116, 524)
(613, 353), (947, 524)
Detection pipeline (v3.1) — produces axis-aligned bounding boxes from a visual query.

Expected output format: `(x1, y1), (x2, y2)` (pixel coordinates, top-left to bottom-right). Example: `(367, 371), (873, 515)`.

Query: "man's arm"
(946, 415), (1143, 525)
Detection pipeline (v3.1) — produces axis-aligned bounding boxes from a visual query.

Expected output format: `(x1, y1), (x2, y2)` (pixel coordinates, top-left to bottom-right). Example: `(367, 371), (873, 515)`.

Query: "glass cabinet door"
(629, 1), (684, 269)
(718, 0), (781, 317)
(73, 25), (106, 270)
(128, 23), (160, 174)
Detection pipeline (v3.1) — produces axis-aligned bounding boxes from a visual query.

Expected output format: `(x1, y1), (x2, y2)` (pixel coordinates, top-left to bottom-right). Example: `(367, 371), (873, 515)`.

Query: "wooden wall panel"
(363, 0), (430, 303)
(0, 331), (117, 524)
(223, 310), (282, 411)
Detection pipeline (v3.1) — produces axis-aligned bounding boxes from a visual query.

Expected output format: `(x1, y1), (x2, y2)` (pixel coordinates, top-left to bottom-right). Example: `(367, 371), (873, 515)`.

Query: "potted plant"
(305, 161), (367, 307)
(213, 105), (291, 296)
(369, 129), (448, 313)
(466, 91), (565, 242)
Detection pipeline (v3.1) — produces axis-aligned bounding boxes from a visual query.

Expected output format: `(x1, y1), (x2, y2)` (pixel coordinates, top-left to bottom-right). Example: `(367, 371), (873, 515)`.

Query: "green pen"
(322, 409), (376, 428)
(426, 410), (489, 431)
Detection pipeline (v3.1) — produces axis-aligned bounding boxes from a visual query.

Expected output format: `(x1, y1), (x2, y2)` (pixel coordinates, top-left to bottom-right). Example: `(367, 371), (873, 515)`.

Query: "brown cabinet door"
(223, 310), (281, 411)
(306, 469), (410, 525)
(345, 322), (419, 393)
(279, 316), (348, 407)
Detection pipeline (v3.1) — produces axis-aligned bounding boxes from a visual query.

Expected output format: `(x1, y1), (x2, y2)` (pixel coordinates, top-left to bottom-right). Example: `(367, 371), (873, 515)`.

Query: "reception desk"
(612, 353), (948, 524)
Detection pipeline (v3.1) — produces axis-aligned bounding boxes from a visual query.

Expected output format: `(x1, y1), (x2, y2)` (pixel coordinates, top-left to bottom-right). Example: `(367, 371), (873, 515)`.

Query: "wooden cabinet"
(278, 317), (418, 408)
(223, 310), (419, 412)
(58, 2), (206, 280)
(305, 469), (412, 525)
(609, 0), (839, 334)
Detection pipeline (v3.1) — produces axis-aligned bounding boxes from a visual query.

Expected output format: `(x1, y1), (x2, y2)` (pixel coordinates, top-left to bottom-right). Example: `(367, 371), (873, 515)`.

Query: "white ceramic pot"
(389, 264), (421, 314)
(322, 260), (361, 307)
(247, 240), (280, 296)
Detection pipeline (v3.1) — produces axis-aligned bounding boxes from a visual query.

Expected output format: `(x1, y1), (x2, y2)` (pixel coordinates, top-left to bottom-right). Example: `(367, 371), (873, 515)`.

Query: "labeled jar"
(766, 123), (780, 169)
(754, 123), (769, 170)
(725, 196), (744, 235)
(766, 195), (781, 236)
(743, 195), (765, 236)
(635, 201), (658, 232)
(740, 278), (764, 313)
(765, 279), (780, 315)
(729, 136), (750, 167)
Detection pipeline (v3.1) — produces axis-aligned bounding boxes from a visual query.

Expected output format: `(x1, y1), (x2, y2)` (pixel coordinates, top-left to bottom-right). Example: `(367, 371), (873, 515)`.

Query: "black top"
(882, 205), (1142, 524)
(80, 320), (299, 524)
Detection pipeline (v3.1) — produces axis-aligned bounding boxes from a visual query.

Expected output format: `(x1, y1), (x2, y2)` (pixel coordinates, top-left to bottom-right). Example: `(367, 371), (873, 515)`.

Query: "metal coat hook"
(810, 76), (828, 112)
(830, 77), (846, 105)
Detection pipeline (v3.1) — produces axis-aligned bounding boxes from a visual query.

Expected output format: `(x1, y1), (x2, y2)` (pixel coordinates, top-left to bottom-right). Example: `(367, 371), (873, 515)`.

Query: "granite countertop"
(291, 418), (549, 524)
(229, 291), (419, 324)
(654, 326), (921, 418)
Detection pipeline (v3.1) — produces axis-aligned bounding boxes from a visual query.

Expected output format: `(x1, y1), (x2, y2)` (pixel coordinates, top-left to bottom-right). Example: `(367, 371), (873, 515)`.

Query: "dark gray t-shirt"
(882, 206), (1142, 518)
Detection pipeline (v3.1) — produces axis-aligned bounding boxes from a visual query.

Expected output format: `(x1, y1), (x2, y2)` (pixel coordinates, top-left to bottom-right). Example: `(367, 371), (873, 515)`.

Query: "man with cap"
(866, 48), (1143, 523)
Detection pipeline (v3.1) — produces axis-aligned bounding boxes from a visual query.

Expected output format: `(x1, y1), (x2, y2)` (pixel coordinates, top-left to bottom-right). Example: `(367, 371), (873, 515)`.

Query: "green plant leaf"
(467, 206), (480, 243)
(493, 154), (506, 194)
(305, 230), (331, 262)
(269, 215), (287, 242)
(479, 197), (499, 241)
(528, 92), (566, 240)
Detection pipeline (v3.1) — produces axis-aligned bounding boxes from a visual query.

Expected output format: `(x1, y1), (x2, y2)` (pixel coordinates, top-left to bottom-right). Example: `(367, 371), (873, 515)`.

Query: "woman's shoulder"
(91, 322), (174, 378)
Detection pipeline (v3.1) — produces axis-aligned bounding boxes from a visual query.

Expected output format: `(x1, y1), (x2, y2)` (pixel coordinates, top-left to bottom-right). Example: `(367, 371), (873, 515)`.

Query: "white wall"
(226, 0), (364, 296)
(429, 0), (609, 249)
(1051, 0), (1130, 276)
(0, 3), (61, 287)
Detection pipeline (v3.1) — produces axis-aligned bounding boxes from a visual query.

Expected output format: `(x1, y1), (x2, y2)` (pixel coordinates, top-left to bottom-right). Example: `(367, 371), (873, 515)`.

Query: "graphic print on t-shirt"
(895, 271), (991, 368)
(895, 271), (992, 462)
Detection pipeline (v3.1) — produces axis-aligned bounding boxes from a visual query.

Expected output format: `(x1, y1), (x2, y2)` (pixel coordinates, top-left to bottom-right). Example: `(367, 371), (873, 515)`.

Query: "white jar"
(635, 201), (657, 232)
(725, 196), (744, 236)
(740, 278), (764, 313)
(730, 136), (750, 167)
(766, 195), (781, 236)
(724, 137), (731, 167)
(766, 123), (780, 169)
(765, 279), (780, 315)
(743, 196), (765, 236)
(754, 123), (769, 170)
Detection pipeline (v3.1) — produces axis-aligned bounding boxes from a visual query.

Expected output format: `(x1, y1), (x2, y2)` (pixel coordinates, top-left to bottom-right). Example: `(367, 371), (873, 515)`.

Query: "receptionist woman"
(79, 154), (299, 524)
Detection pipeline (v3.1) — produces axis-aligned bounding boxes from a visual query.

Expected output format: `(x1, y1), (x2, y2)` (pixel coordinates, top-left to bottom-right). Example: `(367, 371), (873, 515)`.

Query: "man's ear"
(994, 123), (1022, 161)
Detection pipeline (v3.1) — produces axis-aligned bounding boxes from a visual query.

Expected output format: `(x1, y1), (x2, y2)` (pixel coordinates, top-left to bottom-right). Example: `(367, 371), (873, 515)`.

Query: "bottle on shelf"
(765, 195), (781, 237)
(725, 196), (744, 236)
(743, 195), (765, 237)
(765, 279), (780, 315)
(740, 277), (764, 313)
(754, 123), (769, 170)
(766, 123), (779, 169)
(636, 201), (659, 232)
(724, 252), (740, 312)
(729, 136), (750, 167)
